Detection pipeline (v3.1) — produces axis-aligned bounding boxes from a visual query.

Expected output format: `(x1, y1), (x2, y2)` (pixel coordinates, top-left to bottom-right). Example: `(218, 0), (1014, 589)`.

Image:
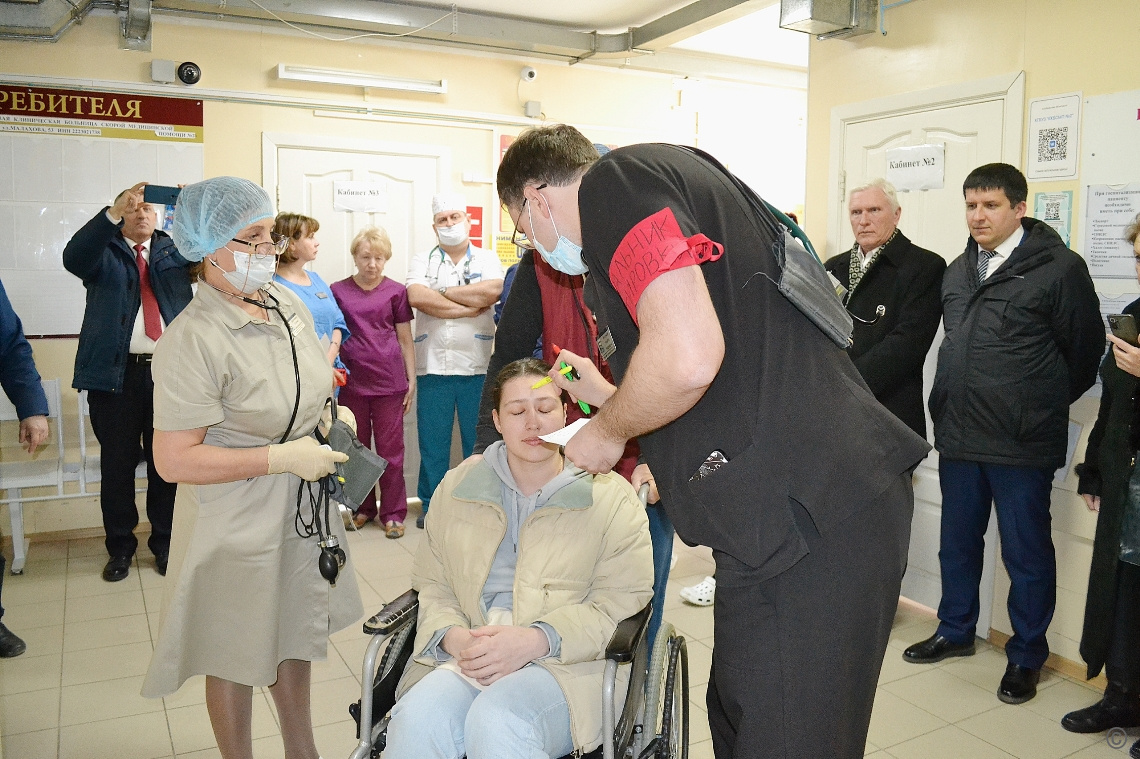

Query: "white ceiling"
(671, 4), (808, 68)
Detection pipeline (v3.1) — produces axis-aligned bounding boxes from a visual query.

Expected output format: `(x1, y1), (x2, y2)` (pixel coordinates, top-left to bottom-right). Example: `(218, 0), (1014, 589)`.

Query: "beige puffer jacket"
(398, 456), (654, 753)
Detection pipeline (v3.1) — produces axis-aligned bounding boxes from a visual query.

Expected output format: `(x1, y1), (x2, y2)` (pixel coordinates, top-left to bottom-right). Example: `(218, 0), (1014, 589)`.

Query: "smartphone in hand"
(143, 184), (181, 206)
(1108, 314), (1139, 347)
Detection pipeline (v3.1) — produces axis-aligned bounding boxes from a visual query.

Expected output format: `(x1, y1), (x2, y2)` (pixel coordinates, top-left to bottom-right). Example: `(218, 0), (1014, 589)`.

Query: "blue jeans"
(384, 664), (574, 759)
(936, 458), (1056, 669)
(416, 373), (485, 511)
(647, 503), (675, 650)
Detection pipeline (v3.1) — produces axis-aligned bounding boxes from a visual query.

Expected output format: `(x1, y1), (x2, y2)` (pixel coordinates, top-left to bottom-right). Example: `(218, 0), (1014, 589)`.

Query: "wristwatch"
(438, 286), (448, 296)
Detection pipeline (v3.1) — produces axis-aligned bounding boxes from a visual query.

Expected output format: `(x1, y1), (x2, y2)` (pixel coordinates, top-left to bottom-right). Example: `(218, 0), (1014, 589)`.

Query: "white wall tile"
(13, 137), (63, 202)
(62, 139), (112, 204)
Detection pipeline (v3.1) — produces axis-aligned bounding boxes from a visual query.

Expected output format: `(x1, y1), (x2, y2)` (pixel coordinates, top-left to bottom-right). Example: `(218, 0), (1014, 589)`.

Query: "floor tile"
(3, 599), (65, 630)
(62, 613), (150, 652)
(59, 710), (173, 759)
(313, 719), (361, 759)
(663, 603), (714, 642)
(937, 646), (1011, 690)
(882, 667), (1001, 723)
(866, 690), (948, 749)
(13, 623), (64, 658)
(0, 687), (60, 734)
(59, 675), (162, 726)
(1020, 676), (1103, 724)
(309, 676), (362, 728)
(63, 589), (146, 623)
(956, 703), (1099, 759)
(161, 675), (207, 710)
(0, 727), (59, 759)
(2, 567), (67, 606)
(883, 724), (1016, 758)
(684, 637), (712, 689)
(1064, 732), (1140, 757)
(64, 564), (142, 599)
(311, 647), (354, 684)
(66, 537), (108, 559)
(60, 640), (152, 686)
(0, 652), (61, 695)
(22, 540), (69, 563)
(688, 739), (715, 759)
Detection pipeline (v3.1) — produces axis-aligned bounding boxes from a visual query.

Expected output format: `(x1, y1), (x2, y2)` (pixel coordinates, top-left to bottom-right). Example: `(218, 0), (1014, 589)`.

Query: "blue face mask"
(528, 195), (587, 276)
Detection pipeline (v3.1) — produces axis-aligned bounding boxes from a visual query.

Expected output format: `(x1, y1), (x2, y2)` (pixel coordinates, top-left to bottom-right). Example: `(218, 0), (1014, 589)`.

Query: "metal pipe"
(880, 0), (920, 35)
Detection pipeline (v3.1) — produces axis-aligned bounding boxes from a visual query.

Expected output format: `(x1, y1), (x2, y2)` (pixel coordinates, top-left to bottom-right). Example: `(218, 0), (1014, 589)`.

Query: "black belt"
(127, 353), (153, 365)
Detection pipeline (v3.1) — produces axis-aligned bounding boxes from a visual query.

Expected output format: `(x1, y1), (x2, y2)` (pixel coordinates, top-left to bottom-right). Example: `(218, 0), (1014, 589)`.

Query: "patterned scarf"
(846, 228), (898, 302)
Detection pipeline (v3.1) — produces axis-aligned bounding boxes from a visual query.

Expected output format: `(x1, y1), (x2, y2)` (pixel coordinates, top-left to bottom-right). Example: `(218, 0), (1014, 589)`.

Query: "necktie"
(977, 250), (997, 282)
(135, 244), (162, 341)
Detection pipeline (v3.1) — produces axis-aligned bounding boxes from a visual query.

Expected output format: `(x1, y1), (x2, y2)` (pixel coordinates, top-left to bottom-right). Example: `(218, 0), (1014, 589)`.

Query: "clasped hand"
(441, 625), (550, 686)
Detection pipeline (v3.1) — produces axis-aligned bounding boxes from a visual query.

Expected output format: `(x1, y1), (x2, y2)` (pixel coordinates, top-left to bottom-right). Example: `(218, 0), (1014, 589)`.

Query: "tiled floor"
(0, 519), (1126, 759)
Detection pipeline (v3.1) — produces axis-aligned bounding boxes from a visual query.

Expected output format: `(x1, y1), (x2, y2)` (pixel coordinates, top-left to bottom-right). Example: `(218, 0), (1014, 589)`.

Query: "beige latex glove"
(319, 403), (357, 436)
(267, 437), (348, 480)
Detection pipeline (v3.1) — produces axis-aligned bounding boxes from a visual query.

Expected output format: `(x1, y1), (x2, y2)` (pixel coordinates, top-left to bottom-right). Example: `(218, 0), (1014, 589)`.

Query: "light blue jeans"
(384, 664), (574, 759)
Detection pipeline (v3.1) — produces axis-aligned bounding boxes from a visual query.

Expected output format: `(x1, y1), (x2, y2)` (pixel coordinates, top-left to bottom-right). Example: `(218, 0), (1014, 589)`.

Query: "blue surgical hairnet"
(172, 177), (274, 262)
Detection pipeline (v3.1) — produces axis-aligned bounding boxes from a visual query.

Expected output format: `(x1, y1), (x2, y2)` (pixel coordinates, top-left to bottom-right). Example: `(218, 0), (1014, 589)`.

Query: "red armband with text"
(608, 207), (723, 323)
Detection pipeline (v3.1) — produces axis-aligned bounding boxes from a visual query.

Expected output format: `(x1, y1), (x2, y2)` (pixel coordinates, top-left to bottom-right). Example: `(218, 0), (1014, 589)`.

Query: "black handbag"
(678, 146), (854, 348)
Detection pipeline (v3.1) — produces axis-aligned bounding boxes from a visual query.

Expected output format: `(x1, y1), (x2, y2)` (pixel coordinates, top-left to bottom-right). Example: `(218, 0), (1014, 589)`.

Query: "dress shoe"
(1131, 738), (1140, 759)
(998, 663), (1040, 704)
(902, 634), (975, 664)
(1062, 697), (1140, 732)
(0, 622), (26, 658)
(102, 555), (132, 582)
(155, 551), (169, 577)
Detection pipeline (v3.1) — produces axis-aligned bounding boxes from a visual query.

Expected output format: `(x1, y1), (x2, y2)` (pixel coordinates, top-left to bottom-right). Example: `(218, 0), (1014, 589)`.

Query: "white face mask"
(211, 248), (277, 294)
(435, 220), (469, 247)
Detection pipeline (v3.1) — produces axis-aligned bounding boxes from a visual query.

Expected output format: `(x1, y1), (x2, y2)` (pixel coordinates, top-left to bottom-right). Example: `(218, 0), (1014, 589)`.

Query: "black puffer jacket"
(929, 217), (1103, 469)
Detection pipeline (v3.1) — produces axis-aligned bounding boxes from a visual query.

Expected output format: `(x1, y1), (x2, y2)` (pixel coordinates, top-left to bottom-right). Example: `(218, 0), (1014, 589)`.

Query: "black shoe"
(0, 622), (26, 657)
(102, 555), (132, 582)
(155, 551), (169, 577)
(1062, 683), (1140, 733)
(902, 634), (976, 664)
(998, 663), (1040, 704)
(1131, 738), (1140, 759)
(416, 515), (425, 529)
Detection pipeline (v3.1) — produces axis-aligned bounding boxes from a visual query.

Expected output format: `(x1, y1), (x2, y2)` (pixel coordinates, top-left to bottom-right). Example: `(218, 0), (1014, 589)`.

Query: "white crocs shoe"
(680, 576), (715, 606)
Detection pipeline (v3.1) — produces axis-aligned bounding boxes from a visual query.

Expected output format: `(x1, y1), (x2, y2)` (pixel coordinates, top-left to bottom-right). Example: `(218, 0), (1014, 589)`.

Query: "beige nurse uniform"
(142, 282), (364, 697)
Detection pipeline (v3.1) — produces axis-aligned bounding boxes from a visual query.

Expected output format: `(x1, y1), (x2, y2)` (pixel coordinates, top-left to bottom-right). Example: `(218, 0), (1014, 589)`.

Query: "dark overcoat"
(825, 231), (946, 438)
(1075, 298), (1140, 678)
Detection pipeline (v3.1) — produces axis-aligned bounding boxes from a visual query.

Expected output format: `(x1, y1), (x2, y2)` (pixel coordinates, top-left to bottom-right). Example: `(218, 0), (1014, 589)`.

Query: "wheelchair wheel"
(642, 624), (689, 759)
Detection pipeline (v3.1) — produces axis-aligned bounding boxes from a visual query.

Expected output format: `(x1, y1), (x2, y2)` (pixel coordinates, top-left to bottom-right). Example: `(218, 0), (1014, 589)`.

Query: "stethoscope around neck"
(430, 245), (472, 284)
(849, 303), (886, 325)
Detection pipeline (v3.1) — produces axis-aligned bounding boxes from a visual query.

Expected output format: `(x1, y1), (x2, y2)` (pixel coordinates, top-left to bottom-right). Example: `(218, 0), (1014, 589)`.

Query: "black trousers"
(0, 554), (6, 619)
(706, 472), (913, 759)
(87, 360), (176, 559)
(1106, 561), (1140, 692)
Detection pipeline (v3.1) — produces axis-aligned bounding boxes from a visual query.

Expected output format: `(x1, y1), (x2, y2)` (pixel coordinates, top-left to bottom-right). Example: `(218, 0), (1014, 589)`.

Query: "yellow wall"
(805, 0), (1140, 252)
(804, 0), (1140, 669)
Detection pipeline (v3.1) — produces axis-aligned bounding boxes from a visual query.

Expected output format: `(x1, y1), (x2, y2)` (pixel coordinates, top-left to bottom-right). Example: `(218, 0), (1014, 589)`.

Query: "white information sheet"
(1033, 191), (1073, 247)
(885, 144), (945, 191)
(1027, 92), (1081, 181)
(1083, 184), (1140, 278)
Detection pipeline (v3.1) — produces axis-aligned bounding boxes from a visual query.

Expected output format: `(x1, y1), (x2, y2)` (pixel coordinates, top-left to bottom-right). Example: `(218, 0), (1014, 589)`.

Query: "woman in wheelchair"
(384, 358), (653, 759)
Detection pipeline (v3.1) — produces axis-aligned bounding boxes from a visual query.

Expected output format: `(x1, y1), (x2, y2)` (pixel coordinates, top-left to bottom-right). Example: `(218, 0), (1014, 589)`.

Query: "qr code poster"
(1033, 191), (1072, 247)
(1027, 93), (1081, 180)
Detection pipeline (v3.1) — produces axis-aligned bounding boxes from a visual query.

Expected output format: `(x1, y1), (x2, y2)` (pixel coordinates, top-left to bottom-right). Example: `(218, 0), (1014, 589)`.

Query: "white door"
(831, 74), (1025, 635)
(266, 135), (453, 508)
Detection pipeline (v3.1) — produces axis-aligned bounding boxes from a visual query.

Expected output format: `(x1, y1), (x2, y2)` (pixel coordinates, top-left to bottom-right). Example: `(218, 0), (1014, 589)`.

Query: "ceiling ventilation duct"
(779, 0), (876, 39)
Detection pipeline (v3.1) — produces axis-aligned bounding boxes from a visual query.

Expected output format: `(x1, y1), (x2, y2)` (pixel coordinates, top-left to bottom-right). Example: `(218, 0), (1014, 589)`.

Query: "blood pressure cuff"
(317, 402), (388, 511)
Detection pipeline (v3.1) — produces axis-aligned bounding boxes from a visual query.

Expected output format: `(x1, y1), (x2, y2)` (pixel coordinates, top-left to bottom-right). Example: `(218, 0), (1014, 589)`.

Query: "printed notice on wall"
(0, 84), (203, 142)
(1034, 191), (1073, 247)
(1084, 184), (1140, 278)
(333, 181), (387, 213)
(1027, 92), (1081, 181)
(885, 144), (944, 191)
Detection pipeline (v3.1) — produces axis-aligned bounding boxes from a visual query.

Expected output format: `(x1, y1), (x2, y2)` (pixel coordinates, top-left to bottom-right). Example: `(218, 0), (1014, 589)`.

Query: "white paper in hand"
(539, 417), (590, 446)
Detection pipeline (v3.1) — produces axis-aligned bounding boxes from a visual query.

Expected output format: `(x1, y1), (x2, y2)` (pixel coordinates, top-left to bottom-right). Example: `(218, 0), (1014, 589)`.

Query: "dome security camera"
(520, 66), (537, 82)
(177, 61), (202, 86)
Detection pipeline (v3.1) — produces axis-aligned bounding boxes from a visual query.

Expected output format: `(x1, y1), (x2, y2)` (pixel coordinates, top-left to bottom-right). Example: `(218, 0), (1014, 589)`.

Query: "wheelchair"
(347, 590), (687, 759)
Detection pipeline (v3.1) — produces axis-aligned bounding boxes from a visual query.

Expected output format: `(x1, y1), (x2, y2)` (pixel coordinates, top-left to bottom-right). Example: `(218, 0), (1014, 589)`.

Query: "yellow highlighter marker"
(531, 364), (575, 389)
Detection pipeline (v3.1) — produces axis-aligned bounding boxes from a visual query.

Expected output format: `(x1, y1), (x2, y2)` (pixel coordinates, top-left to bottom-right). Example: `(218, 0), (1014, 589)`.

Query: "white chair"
(0, 378), (65, 574)
(77, 389), (146, 495)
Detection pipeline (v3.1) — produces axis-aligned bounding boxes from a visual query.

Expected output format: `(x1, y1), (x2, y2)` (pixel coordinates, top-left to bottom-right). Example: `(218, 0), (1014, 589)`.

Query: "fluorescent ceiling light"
(276, 64), (447, 94)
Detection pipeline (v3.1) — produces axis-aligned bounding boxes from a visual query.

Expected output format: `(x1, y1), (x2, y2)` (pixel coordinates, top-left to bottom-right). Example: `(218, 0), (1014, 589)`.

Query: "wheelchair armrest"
(604, 603), (652, 663)
(363, 588), (419, 636)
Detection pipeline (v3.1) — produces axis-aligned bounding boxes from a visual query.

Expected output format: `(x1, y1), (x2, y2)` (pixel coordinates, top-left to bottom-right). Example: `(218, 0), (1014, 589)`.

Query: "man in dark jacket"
(63, 181), (192, 582)
(0, 278), (50, 657)
(825, 178), (946, 438)
(904, 163), (1103, 705)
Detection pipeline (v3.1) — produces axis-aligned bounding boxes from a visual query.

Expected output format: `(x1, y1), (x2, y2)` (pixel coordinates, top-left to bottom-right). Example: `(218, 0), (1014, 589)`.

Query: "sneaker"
(680, 576), (715, 606)
(0, 622), (26, 657)
(416, 515), (425, 529)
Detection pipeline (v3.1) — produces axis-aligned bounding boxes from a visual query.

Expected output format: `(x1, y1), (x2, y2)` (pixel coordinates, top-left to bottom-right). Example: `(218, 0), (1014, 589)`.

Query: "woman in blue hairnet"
(141, 177), (364, 759)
